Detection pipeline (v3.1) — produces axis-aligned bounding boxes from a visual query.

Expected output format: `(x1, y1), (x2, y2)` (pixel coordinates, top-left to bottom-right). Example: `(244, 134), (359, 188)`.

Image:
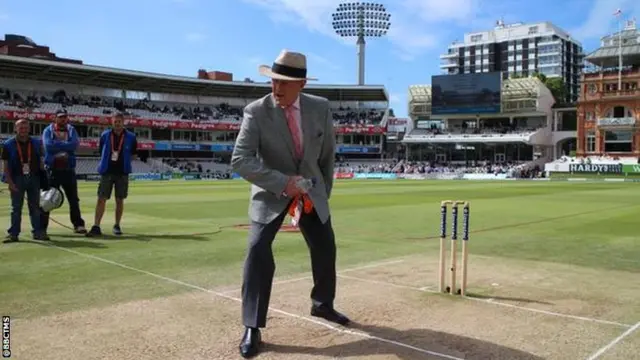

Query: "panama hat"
(258, 49), (318, 81)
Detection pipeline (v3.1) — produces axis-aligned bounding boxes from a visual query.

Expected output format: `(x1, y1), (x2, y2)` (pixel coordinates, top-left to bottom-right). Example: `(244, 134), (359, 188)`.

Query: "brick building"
(577, 20), (640, 156)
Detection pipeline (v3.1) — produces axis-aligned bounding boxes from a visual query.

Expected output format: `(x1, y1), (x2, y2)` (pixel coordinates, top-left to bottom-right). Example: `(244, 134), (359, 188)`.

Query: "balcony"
(440, 52), (457, 59)
(597, 117), (636, 127)
(402, 129), (541, 144)
(601, 89), (640, 98)
(583, 67), (640, 80)
(538, 39), (562, 46)
(439, 61), (458, 68)
(583, 88), (640, 101)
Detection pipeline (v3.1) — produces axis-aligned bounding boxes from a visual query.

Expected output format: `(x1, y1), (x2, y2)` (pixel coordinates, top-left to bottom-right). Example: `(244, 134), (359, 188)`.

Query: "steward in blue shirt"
(2, 119), (49, 242)
(86, 113), (137, 237)
(41, 109), (87, 234)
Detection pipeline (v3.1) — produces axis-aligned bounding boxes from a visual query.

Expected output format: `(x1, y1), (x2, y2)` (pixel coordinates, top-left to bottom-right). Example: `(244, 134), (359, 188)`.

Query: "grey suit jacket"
(231, 92), (336, 224)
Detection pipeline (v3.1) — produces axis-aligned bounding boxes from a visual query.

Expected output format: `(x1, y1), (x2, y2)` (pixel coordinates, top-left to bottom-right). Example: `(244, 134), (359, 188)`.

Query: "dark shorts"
(97, 174), (129, 200)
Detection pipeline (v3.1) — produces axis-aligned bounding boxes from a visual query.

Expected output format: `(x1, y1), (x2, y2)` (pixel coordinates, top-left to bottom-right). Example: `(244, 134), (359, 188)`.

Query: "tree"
(544, 77), (568, 103)
(531, 72), (567, 103)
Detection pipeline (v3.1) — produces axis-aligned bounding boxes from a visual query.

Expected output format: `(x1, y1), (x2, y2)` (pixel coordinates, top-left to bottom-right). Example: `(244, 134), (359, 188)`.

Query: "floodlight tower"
(332, 2), (391, 85)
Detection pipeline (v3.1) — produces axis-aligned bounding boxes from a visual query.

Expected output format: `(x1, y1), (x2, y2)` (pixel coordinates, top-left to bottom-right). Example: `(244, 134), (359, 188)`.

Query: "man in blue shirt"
(41, 109), (87, 234)
(2, 119), (49, 242)
(86, 113), (137, 237)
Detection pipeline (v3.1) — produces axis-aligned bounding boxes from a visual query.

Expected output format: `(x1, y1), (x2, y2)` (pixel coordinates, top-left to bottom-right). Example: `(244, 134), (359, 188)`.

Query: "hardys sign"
(569, 163), (623, 173)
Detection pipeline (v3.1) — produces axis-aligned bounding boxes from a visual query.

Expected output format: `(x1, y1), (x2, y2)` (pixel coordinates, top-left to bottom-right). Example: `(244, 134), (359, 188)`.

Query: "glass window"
(586, 131), (596, 152)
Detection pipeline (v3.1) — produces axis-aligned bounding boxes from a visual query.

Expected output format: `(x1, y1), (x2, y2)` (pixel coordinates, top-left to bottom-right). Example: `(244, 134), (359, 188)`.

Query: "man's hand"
(283, 176), (305, 197)
(8, 182), (17, 193)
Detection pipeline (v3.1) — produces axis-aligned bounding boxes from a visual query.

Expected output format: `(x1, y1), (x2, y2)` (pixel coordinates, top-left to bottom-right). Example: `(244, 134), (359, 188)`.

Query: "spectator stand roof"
(501, 77), (542, 101)
(585, 45), (640, 68)
(0, 54), (389, 102)
(408, 85), (431, 104)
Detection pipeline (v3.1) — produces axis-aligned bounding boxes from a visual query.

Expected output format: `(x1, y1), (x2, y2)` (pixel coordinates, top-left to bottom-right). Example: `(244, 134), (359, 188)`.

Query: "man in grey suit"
(231, 49), (350, 358)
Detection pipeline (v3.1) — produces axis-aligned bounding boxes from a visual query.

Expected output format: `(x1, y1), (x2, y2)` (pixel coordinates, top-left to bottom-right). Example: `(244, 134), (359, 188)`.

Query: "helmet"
(40, 187), (65, 212)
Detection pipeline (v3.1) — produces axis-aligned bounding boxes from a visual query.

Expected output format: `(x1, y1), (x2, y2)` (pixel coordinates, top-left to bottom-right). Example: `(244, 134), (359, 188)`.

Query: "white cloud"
(571, 0), (640, 41)
(243, 0), (447, 61)
(184, 32), (207, 43)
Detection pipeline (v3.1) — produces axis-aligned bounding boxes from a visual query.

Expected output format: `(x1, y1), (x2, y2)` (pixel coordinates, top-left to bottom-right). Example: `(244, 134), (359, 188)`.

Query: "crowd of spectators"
(1, 88), (386, 126)
(162, 157), (229, 173)
(398, 161), (519, 175)
(408, 125), (540, 138)
(0, 88), (242, 122)
(333, 160), (543, 178)
(332, 106), (384, 125)
(552, 155), (640, 165)
(334, 161), (399, 174)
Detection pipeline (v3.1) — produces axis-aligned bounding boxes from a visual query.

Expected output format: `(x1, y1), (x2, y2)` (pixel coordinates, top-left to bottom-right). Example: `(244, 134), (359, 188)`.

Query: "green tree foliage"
(531, 72), (568, 103)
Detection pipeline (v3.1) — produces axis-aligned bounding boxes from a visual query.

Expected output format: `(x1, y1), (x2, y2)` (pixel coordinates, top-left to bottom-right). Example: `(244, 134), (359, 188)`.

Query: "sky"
(0, 0), (639, 117)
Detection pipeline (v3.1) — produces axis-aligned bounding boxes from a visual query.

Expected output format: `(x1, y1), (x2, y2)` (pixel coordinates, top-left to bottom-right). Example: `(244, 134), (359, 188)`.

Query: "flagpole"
(617, 12), (622, 90)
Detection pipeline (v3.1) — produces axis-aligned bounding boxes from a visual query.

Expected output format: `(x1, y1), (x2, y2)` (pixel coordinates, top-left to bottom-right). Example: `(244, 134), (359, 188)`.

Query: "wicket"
(438, 200), (470, 296)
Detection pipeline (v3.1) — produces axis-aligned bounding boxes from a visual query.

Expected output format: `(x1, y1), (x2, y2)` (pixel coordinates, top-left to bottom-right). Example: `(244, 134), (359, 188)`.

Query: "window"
(604, 106), (633, 118)
(604, 130), (633, 152)
(528, 26), (538, 35)
(89, 126), (106, 138)
(471, 34), (483, 42)
(586, 131), (596, 152)
(133, 128), (151, 139)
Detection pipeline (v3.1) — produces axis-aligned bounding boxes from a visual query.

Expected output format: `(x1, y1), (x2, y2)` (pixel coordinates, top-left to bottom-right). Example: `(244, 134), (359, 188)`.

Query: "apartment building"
(439, 21), (583, 102)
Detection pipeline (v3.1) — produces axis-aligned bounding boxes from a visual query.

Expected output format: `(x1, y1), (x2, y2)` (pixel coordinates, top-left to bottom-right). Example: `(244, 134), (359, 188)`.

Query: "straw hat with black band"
(258, 49), (318, 81)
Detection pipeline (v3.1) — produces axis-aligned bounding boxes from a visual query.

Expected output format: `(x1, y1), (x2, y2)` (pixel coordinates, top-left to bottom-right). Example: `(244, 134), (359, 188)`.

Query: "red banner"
(334, 125), (385, 135)
(1, 110), (386, 134)
(78, 138), (155, 150)
(334, 172), (354, 179)
(1, 111), (241, 131)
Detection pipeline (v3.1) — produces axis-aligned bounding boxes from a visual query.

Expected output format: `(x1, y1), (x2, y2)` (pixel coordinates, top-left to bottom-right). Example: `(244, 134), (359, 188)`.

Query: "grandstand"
(403, 76), (557, 171)
(0, 51), (392, 174)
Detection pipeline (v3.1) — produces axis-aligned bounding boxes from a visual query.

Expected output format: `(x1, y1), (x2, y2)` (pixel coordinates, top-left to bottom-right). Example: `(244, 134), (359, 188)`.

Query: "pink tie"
(284, 105), (303, 158)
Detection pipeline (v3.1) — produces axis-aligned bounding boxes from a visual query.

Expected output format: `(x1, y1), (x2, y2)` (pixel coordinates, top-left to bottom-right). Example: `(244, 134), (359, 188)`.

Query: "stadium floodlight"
(331, 2), (391, 85)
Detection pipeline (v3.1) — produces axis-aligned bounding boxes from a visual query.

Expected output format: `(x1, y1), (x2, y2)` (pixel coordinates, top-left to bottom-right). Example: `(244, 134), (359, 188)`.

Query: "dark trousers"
(241, 207), (337, 328)
(8, 175), (42, 237)
(41, 169), (85, 230)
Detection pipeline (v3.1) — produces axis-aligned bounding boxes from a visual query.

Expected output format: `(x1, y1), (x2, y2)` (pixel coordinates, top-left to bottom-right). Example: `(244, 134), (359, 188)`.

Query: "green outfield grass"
(1, 179), (639, 321)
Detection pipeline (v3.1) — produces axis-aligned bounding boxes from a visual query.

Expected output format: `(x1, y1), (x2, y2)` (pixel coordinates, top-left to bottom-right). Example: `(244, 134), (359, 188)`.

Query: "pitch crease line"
(45, 245), (463, 360)
(336, 274), (633, 328)
(218, 258), (406, 295)
(584, 321), (640, 360)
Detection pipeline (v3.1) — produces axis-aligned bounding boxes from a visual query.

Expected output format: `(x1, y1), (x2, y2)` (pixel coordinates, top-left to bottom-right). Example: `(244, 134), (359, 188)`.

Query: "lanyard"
(15, 140), (31, 164)
(110, 131), (125, 153)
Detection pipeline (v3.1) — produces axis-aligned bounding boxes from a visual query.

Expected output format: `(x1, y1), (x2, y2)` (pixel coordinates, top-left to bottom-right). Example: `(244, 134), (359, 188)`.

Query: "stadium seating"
(404, 125), (543, 140)
(162, 158), (231, 173)
(334, 159), (399, 174)
(74, 158), (172, 175)
(1, 88), (385, 126)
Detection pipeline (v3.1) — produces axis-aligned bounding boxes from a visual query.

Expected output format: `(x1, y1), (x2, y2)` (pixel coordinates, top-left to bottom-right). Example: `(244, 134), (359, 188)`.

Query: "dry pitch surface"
(11, 246), (640, 360)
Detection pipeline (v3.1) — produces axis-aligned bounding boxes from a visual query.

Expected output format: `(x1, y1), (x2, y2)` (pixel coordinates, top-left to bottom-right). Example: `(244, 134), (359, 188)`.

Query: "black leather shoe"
(239, 327), (261, 358)
(311, 304), (350, 326)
